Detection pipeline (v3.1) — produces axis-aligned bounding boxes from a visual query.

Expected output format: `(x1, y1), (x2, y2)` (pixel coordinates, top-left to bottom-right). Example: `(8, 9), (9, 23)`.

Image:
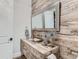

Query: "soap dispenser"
(25, 26), (29, 39)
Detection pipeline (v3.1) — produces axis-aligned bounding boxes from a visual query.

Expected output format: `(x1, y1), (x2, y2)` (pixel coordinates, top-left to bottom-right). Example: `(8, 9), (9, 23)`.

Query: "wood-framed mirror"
(31, 2), (61, 32)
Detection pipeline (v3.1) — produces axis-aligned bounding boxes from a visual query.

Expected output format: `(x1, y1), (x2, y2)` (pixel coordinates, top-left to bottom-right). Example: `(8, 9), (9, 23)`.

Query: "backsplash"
(32, 30), (56, 40)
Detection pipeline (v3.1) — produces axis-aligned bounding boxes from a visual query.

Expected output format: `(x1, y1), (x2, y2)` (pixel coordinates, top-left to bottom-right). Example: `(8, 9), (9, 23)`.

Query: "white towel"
(47, 54), (57, 59)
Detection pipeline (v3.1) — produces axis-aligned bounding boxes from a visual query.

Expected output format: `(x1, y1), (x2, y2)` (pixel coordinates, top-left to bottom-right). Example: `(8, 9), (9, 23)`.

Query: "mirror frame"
(31, 2), (61, 32)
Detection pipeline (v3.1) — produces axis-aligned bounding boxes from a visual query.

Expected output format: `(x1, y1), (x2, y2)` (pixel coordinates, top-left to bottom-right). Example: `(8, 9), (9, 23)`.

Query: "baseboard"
(13, 52), (21, 58)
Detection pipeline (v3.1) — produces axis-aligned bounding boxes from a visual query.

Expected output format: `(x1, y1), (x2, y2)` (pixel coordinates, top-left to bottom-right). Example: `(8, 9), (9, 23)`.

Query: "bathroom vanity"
(21, 39), (59, 59)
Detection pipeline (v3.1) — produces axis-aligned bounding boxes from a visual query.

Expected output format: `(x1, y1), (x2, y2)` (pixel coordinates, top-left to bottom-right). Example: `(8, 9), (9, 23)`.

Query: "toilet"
(47, 54), (57, 59)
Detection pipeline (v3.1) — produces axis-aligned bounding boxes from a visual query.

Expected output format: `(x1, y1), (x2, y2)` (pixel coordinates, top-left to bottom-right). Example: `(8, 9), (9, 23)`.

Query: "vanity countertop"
(21, 39), (59, 55)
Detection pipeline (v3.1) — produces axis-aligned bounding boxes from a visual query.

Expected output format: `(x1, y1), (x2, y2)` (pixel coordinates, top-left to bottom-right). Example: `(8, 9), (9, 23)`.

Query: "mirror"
(32, 2), (60, 31)
(32, 13), (43, 29)
(44, 9), (55, 28)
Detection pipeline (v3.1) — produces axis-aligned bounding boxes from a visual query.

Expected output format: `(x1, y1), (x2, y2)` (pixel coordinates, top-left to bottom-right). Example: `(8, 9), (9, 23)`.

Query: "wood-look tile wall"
(32, 0), (78, 59)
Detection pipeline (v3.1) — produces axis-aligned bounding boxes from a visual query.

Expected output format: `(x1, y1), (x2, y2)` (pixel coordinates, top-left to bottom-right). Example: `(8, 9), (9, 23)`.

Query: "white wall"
(14, 0), (31, 57)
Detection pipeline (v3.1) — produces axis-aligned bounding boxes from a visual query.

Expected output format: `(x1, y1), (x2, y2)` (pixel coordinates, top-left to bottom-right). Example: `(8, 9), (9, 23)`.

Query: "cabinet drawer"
(23, 48), (39, 59)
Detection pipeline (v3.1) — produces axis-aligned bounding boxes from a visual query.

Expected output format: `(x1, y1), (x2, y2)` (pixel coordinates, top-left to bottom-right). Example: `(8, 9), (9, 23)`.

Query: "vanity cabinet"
(21, 39), (59, 59)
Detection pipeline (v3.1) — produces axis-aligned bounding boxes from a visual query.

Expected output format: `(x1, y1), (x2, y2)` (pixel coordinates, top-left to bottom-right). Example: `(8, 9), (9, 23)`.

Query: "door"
(0, 0), (13, 59)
